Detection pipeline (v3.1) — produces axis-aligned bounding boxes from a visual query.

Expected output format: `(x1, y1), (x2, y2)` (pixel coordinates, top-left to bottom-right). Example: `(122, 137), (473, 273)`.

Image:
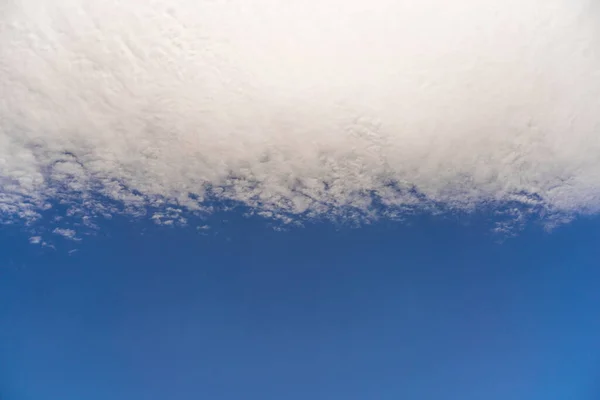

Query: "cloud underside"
(1, 0), (600, 231)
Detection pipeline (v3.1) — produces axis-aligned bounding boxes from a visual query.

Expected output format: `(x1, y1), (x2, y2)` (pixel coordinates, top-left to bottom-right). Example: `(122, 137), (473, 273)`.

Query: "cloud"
(1, 0), (600, 231)
(51, 227), (83, 242)
(52, 228), (80, 241)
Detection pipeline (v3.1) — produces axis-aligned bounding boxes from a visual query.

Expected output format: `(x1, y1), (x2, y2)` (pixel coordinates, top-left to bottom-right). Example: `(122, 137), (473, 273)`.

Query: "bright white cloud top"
(1, 0), (599, 232)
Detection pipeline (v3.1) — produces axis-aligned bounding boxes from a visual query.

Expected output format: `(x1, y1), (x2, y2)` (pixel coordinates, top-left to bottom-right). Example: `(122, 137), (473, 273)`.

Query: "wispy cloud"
(52, 228), (80, 241)
(1, 0), (599, 231)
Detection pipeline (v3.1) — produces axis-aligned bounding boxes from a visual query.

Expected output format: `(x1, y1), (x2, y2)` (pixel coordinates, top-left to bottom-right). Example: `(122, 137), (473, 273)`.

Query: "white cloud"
(52, 228), (80, 241)
(1, 0), (600, 230)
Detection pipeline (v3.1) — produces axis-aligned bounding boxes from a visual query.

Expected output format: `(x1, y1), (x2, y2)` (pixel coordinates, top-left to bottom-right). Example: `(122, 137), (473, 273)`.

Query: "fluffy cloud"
(52, 228), (80, 241)
(1, 0), (599, 231)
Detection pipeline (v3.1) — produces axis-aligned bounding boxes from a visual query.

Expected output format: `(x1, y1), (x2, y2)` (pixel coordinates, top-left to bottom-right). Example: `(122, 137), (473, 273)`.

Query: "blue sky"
(2, 212), (600, 400)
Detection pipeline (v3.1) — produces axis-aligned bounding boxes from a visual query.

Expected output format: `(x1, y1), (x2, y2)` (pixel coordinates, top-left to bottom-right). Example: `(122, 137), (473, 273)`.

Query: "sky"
(2, 212), (600, 400)
(1, 0), (600, 399)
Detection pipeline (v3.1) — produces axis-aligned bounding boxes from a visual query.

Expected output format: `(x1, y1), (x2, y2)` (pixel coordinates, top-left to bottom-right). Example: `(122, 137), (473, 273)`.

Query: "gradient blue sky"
(2, 212), (600, 400)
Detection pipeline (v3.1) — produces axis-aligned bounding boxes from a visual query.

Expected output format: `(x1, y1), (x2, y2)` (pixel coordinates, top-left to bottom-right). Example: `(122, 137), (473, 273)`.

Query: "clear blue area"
(1, 212), (600, 400)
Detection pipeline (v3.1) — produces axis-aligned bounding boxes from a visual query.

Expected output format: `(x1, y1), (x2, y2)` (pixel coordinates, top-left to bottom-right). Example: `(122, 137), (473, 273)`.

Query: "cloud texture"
(1, 0), (600, 230)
